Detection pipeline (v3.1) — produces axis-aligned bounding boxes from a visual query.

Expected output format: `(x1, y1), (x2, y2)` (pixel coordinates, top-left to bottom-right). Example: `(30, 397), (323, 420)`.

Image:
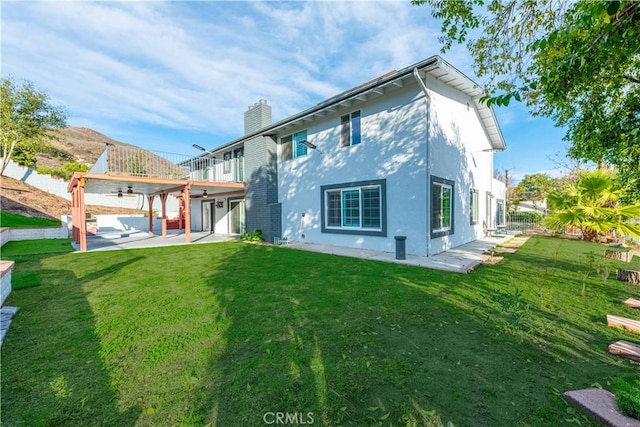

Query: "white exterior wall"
(189, 197), (234, 233)
(276, 75), (502, 257)
(278, 85), (429, 256)
(425, 76), (499, 255)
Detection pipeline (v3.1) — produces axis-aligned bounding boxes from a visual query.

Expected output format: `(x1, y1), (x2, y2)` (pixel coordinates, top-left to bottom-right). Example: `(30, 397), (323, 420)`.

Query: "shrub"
(36, 161), (89, 181)
(242, 229), (264, 242)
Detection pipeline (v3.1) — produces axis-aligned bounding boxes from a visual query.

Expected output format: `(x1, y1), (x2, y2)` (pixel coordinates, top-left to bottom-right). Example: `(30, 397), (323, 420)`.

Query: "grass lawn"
(1, 236), (639, 426)
(0, 211), (61, 228)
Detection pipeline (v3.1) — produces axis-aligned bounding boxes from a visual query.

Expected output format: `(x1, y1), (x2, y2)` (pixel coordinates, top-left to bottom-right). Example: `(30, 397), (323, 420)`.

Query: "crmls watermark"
(263, 412), (315, 425)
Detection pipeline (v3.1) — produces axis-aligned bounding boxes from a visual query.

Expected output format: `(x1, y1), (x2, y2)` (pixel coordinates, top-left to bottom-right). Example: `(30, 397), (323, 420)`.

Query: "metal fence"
(89, 144), (244, 183)
(506, 212), (547, 234)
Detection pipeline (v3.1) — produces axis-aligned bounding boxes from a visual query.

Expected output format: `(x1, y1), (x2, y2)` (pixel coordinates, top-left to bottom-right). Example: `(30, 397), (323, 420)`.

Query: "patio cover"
(67, 172), (244, 251)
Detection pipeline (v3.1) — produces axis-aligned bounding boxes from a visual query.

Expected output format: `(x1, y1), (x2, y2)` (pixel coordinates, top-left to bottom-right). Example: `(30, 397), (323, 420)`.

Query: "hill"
(1, 176), (142, 220)
(36, 127), (135, 169)
(2, 127), (144, 220)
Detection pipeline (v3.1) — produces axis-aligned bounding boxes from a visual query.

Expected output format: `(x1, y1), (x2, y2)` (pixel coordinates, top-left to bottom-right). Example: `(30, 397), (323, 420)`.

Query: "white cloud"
(1, 0), (532, 155)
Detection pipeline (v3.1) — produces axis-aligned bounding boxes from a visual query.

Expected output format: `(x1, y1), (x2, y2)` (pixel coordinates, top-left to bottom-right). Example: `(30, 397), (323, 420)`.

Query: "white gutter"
(413, 68), (432, 257)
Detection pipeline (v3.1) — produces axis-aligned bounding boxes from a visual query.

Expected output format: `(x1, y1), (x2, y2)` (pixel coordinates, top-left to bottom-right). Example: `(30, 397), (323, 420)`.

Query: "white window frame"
(321, 179), (386, 237)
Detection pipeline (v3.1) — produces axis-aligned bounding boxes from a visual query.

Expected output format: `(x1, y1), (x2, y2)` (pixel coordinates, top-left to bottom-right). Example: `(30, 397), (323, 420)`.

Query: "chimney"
(244, 99), (272, 135)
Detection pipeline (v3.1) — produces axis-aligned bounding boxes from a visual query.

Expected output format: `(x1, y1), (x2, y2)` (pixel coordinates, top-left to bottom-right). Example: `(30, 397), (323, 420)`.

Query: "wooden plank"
(608, 340), (640, 363)
(564, 389), (640, 427)
(607, 315), (640, 334)
(617, 269), (640, 285)
(625, 298), (640, 309)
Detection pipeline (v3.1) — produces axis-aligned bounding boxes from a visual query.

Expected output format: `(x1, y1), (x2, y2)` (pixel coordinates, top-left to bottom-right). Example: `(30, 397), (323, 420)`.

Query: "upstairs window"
(281, 130), (308, 161)
(341, 110), (361, 147)
(223, 151), (232, 173)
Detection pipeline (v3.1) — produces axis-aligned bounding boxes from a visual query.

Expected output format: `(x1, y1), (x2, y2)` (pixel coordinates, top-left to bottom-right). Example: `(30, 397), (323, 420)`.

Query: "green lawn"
(1, 237), (639, 426)
(0, 211), (61, 228)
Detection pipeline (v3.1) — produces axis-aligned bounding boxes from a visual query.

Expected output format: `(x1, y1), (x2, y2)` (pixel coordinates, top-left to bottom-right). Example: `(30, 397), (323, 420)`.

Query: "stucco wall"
(425, 75), (499, 255)
(276, 75), (502, 256)
(277, 84), (430, 256)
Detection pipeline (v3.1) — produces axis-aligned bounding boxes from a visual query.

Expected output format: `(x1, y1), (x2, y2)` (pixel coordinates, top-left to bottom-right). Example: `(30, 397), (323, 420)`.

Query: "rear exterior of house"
(196, 55), (507, 256)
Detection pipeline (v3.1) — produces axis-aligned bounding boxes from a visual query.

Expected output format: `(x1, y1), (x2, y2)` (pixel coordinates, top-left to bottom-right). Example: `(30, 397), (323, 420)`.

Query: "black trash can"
(394, 236), (407, 260)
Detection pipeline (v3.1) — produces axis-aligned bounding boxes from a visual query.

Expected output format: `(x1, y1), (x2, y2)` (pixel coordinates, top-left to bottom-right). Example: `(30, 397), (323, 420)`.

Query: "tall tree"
(0, 77), (67, 175)
(414, 0), (640, 201)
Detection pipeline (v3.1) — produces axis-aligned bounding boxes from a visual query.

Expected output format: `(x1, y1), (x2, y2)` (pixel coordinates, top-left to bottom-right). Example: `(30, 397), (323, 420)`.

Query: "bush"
(611, 374), (640, 419)
(241, 229), (264, 242)
(36, 161), (89, 181)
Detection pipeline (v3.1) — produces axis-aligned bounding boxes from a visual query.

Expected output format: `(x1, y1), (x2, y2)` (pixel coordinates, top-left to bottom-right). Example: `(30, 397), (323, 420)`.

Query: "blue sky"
(2, 1), (571, 182)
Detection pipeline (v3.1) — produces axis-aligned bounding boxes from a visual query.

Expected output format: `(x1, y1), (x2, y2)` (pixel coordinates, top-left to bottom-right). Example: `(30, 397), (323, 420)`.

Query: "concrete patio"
(73, 229), (522, 273)
(73, 230), (238, 252)
(286, 233), (522, 273)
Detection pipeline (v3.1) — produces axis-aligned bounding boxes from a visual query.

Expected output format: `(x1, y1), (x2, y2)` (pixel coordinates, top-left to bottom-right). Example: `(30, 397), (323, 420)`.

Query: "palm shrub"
(545, 169), (640, 241)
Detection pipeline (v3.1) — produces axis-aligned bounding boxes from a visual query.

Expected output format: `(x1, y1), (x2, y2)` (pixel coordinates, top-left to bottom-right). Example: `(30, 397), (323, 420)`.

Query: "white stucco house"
(190, 55), (507, 257)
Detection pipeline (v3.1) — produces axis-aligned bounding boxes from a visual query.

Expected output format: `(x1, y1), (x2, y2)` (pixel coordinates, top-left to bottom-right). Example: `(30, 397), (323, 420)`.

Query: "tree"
(545, 169), (640, 241)
(413, 0), (640, 201)
(1, 77), (67, 175)
(512, 173), (561, 210)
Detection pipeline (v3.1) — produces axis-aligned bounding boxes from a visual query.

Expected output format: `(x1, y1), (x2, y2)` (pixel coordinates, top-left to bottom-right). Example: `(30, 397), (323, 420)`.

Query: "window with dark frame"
(321, 179), (386, 237)
(496, 200), (505, 226)
(431, 176), (455, 238)
(281, 130), (308, 161)
(470, 189), (479, 225)
(340, 110), (361, 147)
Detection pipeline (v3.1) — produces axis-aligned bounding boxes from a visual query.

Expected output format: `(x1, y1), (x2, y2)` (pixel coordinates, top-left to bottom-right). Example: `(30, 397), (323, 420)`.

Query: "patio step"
(608, 340), (640, 363)
(564, 389), (640, 427)
(624, 298), (640, 309)
(607, 315), (640, 334)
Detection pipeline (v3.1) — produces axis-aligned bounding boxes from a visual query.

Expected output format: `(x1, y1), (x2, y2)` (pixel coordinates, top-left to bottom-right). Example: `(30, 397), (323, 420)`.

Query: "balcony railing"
(90, 145), (244, 183)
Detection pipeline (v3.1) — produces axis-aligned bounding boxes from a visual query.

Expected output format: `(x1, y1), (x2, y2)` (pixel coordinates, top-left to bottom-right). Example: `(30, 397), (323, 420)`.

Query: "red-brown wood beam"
(78, 178), (87, 252)
(71, 187), (78, 243)
(147, 195), (155, 236)
(183, 185), (191, 243)
(160, 193), (168, 238)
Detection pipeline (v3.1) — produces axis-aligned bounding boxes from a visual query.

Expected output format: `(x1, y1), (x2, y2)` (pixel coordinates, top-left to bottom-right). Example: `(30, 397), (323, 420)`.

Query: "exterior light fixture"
(117, 190), (123, 199)
(127, 186), (133, 195)
(202, 190), (208, 199)
(300, 140), (317, 150)
(192, 144), (206, 152)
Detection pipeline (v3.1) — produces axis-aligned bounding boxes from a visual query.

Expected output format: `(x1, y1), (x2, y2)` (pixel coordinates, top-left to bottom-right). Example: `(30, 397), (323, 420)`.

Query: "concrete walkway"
(74, 230), (238, 252)
(287, 233), (522, 273)
(74, 229), (523, 273)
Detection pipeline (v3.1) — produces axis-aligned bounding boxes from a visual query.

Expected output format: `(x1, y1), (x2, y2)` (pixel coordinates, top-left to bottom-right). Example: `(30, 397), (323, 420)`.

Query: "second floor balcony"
(90, 144), (244, 183)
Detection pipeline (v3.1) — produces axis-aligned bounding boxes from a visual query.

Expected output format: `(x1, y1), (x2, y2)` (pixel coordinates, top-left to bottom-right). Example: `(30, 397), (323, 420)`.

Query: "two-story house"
(191, 55), (507, 257)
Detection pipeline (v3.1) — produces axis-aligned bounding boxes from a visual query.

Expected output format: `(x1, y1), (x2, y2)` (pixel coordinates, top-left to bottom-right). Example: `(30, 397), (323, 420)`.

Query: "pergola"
(68, 172), (244, 252)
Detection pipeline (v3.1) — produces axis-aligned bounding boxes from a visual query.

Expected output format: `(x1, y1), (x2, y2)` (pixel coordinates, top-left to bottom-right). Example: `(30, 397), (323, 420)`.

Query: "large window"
(321, 179), (386, 236)
(470, 189), (479, 225)
(341, 110), (361, 147)
(281, 130), (308, 161)
(431, 176), (454, 238)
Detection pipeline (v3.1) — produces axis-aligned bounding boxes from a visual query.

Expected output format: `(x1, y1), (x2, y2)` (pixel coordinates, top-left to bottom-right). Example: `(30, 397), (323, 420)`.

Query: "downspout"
(413, 68), (432, 257)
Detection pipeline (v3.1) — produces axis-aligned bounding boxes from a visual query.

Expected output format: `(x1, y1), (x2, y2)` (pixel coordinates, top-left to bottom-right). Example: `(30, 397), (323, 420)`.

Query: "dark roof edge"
(207, 56), (439, 153)
(208, 54), (506, 153)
